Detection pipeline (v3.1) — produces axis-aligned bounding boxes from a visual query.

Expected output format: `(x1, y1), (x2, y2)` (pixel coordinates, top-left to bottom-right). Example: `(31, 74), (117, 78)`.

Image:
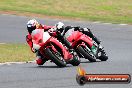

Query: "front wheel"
(45, 48), (66, 67)
(77, 46), (96, 62)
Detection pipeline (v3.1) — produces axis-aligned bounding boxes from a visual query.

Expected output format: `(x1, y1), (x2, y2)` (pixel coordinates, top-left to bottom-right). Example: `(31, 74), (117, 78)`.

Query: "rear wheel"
(77, 46), (96, 62)
(69, 54), (80, 66)
(45, 48), (66, 67)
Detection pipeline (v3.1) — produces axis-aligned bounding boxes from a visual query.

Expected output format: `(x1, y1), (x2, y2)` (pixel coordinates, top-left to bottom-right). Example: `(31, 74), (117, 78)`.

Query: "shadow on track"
(80, 60), (101, 63)
(28, 64), (73, 69)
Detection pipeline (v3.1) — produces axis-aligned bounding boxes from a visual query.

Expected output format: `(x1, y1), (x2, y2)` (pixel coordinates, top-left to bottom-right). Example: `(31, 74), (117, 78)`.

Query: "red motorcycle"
(55, 27), (108, 62)
(31, 29), (80, 67)
(66, 29), (108, 62)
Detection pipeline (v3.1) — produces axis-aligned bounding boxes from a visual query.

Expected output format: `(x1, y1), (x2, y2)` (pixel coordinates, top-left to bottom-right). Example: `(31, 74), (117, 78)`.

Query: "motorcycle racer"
(57, 23), (100, 45)
(54, 22), (102, 53)
(26, 19), (54, 65)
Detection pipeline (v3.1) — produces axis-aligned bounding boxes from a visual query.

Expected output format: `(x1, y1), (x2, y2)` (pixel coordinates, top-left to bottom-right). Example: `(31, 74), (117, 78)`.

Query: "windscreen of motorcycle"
(31, 29), (43, 44)
(43, 32), (51, 43)
(64, 28), (74, 38)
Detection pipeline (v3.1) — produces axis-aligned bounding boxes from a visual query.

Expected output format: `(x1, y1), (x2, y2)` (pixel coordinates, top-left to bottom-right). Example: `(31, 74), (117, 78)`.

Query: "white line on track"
(119, 24), (128, 26)
(92, 21), (129, 26)
(103, 23), (112, 24)
(92, 21), (101, 23)
(0, 61), (35, 66)
(0, 43), (6, 44)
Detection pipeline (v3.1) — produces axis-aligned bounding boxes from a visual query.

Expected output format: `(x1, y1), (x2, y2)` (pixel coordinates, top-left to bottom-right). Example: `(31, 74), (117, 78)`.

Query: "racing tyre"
(45, 48), (66, 67)
(77, 46), (96, 62)
(70, 55), (80, 66)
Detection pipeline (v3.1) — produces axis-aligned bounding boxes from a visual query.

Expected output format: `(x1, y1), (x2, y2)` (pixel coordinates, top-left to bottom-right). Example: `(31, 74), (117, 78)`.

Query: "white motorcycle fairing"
(43, 32), (51, 43)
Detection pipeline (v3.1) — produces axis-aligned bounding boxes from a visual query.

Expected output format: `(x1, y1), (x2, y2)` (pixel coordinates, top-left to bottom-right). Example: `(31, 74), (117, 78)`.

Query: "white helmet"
(27, 19), (39, 33)
(55, 22), (64, 32)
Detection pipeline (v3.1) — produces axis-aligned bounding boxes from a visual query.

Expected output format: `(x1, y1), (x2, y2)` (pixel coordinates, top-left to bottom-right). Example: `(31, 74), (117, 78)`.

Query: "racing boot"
(36, 51), (47, 65)
(36, 57), (44, 65)
(98, 44), (103, 50)
(36, 56), (48, 65)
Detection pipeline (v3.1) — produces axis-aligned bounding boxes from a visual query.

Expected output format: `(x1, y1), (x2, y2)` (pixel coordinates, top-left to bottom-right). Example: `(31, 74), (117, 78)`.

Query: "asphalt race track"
(0, 14), (132, 88)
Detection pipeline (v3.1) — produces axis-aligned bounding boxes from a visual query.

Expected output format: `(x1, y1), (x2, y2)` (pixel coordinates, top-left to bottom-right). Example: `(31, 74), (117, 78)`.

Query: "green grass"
(0, 0), (132, 24)
(0, 44), (35, 63)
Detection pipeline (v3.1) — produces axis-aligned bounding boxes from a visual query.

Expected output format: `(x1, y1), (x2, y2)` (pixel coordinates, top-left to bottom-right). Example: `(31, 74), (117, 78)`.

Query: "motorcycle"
(55, 27), (108, 62)
(32, 28), (80, 67)
(67, 28), (108, 62)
